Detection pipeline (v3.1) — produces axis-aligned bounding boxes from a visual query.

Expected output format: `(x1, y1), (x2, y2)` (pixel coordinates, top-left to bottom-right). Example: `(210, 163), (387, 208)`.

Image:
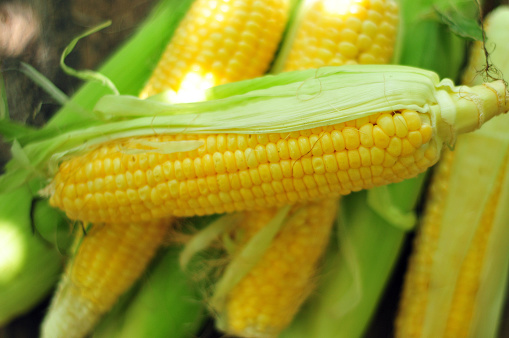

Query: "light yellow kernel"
(288, 139), (301, 160)
(245, 148), (259, 168)
(309, 134), (323, 156)
(255, 145), (268, 164)
(402, 110), (422, 131)
(266, 143), (280, 163)
(323, 154), (338, 173)
(387, 137), (402, 157)
(276, 140), (290, 160)
(280, 160), (292, 178)
(348, 150), (361, 169)
(217, 174), (231, 192)
(383, 152), (397, 167)
(343, 127), (360, 150)
(393, 114), (408, 138)
(373, 125), (390, 148)
(407, 131), (423, 148)
(336, 151), (349, 170)
(377, 113), (395, 136)
(331, 130), (346, 151)
(298, 136), (312, 157)
(213, 152), (226, 174)
(317, 133), (333, 155)
(401, 139), (416, 156)
(240, 171), (253, 188)
(269, 163), (283, 181)
(359, 146), (372, 166)
(312, 157), (325, 174)
(257, 134), (270, 145)
(292, 162), (304, 178)
(202, 154), (215, 175)
(359, 123), (374, 147)
(338, 41), (358, 58)
(250, 169), (262, 186)
(302, 158), (314, 175)
(234, 150), (247, 171)
(420, 124), (433, 143)
(340, 28), (358, 43)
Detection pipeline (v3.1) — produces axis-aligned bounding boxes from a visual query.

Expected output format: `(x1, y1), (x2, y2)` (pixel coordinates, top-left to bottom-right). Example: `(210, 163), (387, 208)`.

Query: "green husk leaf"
(0, 120), (35, 143)
(433, 4), (483, 41)
(210, 206), (291, 314)
(3, 64), (450, 189)
(60, 21), (119, 95)
(0, 187), (62, 325)
(19, 62), (69, 106)
(180, 214), (242, 269)
(366, 185), (417, 231)
(0, 73), (7, 120)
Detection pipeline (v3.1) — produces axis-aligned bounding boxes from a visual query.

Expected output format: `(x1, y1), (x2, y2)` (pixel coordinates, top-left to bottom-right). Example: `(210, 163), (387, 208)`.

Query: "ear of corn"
(44, 69), (508, 224)
(272, 0), (399, 72)
(215, 1), (399, 336)
(395, 6), (509, 338)
(41, 219), (171, 338)
(0, 187), (62, 325)
(92, 247), (206, 338)
(140, 0), (290, 101)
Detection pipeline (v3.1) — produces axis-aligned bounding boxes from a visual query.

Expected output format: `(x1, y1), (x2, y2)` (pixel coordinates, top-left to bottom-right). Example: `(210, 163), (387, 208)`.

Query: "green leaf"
(60, 21), (119, 95)
(434, 6), (483, 41)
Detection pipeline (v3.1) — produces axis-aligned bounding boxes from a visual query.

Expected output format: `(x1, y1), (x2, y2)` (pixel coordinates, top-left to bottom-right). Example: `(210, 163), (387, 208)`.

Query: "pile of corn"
(0, 0), (509, 338)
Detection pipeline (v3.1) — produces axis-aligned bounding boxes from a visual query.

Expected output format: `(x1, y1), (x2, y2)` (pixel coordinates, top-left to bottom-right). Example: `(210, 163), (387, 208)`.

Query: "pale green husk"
(418, 7), (509, 337)
(210, 206), (291, 316)
(1, 64), (463, 193)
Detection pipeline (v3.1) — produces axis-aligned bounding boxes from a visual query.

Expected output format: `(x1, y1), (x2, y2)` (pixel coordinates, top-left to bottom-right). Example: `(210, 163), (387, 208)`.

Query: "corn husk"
(396, 6), (509, 337)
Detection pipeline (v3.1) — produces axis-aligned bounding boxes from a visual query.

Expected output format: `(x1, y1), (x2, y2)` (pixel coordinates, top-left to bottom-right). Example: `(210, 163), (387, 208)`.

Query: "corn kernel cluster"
(50, 110), (437, 223)
(283, 0), (398, 70)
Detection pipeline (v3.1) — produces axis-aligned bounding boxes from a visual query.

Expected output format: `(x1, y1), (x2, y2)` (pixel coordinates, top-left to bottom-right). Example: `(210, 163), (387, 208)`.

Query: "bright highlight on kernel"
(323, 0), (357, 15)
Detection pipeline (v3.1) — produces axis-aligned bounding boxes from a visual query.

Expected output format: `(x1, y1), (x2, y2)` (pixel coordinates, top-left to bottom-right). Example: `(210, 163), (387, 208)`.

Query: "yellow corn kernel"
(50, 110), (438, 223)
(140, 0), (289, 100)
(281, 0), (398, 71)
(41, 219), (170, 338)
(223, 198), (338, 337)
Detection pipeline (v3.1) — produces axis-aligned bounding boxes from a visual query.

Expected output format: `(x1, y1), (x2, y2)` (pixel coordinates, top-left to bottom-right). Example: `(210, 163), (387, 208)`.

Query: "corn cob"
(275, 0), (399, 72)
(395, 7), (509, 338)
(140, 0), (289, 100)
(49, 68), (508, 224)
(220, 1), (399, 336)
(41, 219), (170, 338)
(217, 198), (337, 337)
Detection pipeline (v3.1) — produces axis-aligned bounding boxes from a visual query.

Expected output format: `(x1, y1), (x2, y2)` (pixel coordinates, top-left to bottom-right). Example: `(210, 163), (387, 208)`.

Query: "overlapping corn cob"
(218, 1), (399, 336)
(41, 1), (290, 337)
(220, 199), (338, 337)
(395, 6), (509, 338)
(275, 0), (399, 71)
(140, 0), (289, 100)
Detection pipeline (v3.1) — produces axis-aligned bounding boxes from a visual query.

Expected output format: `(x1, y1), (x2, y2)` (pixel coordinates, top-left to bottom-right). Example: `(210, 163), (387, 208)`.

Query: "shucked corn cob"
(42, 1), (290, 337)
(140, 0), (289, 100)
(49, 70), (508, 224)
(222, 199), (338, 337)
(395, 6), (509, 338)
(219, 0), (399, 336)
(275, 0), (398, 71)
